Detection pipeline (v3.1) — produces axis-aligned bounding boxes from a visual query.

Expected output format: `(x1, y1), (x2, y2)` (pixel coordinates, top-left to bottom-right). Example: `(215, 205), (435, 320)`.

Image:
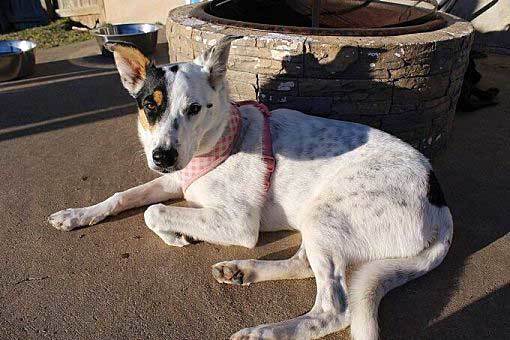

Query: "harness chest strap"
(236, 100), (276, 193)
(180, 101), (275, 193)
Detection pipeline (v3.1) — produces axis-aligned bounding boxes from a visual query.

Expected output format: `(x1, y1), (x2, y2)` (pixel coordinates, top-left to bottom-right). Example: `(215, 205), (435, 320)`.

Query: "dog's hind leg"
(48, 173), (183, 232)
(231, 236), (350, 339)
(211, 243), (314, 285)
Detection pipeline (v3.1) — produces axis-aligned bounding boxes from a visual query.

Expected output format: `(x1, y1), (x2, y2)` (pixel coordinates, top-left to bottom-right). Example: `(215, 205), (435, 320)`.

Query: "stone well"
(166, 3), (474, 157)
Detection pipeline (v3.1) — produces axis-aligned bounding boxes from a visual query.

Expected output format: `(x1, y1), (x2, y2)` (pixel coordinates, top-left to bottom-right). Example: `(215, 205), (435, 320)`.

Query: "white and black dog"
(49, 36), (453, 340)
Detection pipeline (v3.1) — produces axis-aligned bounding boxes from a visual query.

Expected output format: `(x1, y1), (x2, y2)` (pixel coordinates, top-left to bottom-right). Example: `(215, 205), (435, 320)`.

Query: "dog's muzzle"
(152, 147), (178, 169)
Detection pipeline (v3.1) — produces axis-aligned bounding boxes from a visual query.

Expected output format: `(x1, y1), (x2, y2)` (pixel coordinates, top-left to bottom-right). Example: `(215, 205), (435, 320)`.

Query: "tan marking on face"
(138, 108), (153, 131)
(153, 90), (164, 106)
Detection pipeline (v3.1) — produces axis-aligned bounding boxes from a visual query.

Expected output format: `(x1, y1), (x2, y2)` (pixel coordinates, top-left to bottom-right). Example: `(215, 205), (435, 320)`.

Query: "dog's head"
(105, 36), (241, 174)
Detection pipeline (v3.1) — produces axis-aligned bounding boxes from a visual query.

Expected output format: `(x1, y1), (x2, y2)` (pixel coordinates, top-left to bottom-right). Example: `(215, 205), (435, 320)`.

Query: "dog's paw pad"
(212, 262), (248, 285)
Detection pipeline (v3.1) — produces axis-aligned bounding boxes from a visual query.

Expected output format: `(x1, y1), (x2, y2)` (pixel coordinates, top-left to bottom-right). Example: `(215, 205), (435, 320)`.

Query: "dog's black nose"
(152, 147), (178, 168)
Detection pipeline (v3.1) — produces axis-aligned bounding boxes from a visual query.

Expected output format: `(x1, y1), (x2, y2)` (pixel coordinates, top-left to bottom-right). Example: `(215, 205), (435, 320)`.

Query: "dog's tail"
(349, 209), (453, 340)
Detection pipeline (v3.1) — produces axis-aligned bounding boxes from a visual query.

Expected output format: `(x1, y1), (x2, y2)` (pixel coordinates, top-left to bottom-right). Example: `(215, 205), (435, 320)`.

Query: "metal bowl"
(92, 23), (162, 57)
(0, 40), (36, 82)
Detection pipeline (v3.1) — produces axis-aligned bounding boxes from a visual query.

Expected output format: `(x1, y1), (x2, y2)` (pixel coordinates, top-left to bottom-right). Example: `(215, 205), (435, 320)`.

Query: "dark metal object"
(311, 0), (321, 27)
(192, 0), (445, 36)
(92, 23), (162, 56)
(457, 52), (499, 112)
(0, 40), (36, 82)
(468, 0), (499, 21)
(1, 0), (49, 30)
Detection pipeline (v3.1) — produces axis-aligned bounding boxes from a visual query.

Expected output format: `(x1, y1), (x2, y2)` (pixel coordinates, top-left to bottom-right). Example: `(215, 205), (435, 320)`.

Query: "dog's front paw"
(212, 261), (253, 286)
(143, 204), (165, 229)
(48, 208), (105, 231)
(144, 204), (191, 247)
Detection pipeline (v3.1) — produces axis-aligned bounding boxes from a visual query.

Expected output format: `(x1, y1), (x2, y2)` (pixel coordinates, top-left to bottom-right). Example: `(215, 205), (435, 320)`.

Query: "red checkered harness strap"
(180, 101), (275, 193)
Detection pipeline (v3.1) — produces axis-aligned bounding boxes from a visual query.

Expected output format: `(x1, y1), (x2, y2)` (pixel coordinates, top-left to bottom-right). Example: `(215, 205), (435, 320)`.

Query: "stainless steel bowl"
(0, 40), (36, 82)
(92, 23), (162, 56)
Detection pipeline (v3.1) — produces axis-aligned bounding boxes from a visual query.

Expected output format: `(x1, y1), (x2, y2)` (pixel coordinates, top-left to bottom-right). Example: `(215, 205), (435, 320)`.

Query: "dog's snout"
(152, 147), (178, 168)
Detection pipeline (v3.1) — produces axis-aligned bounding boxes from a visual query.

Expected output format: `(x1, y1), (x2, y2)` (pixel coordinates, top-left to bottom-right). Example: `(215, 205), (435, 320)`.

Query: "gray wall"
(445, 0), (510, 54)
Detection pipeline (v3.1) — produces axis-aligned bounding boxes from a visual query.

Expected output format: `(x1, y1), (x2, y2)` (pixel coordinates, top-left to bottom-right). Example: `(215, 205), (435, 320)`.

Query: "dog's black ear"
(105, 42), (151, 96)
(194, 35), (243, 89)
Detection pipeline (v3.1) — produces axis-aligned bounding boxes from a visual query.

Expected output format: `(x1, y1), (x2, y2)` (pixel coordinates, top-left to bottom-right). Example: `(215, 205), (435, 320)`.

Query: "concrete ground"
(0, 36), (508, 340)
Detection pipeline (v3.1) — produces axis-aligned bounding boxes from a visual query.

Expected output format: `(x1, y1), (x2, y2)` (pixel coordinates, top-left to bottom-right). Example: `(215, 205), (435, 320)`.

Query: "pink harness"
(180, 101), (275, 192)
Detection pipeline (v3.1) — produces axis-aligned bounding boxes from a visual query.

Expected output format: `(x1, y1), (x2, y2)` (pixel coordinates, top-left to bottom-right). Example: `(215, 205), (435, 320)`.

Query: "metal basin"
(0, 40), (36, 82)
(92, 23), (162, 56)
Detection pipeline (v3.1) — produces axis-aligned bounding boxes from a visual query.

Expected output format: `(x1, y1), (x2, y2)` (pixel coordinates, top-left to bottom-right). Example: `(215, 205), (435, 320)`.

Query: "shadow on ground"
(0, 42), (170, 141)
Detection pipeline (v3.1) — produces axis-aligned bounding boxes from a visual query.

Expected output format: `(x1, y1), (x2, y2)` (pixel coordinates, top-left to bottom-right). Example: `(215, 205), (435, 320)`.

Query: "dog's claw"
(212, 261), (248, 286)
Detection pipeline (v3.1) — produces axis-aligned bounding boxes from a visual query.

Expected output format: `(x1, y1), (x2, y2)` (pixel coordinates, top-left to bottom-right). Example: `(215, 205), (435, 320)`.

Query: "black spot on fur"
(375, 208), (384, 217)
(175, 232), (201, 244)
(135, 64), (167, 125)
(427, 170), (447, 207)
(232, 270), (244, 285)
(173, 118), (179, 130)
(170, 64), (178, 73)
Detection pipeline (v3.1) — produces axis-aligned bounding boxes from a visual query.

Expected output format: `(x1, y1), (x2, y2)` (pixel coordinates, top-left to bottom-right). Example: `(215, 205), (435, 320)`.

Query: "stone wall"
(167, 5), (474, 157)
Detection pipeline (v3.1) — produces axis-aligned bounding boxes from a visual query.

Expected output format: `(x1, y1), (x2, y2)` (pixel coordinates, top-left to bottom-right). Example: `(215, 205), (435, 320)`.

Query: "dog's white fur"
(48, 36), (453, 340)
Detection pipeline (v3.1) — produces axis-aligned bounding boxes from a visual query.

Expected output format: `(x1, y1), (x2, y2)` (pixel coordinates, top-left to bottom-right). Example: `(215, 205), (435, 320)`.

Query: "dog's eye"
(144, 101), (157, 112)
(185, 103), (202, 117)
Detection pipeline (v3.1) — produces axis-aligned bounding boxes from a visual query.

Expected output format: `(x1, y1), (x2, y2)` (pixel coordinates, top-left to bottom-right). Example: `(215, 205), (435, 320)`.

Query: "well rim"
(189, 1), (446, 37)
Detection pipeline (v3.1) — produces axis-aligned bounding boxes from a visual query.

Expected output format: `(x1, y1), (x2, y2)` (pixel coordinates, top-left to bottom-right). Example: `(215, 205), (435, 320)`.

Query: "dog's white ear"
(194, 35), (242, 89)
(105, 42), (150, 96)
